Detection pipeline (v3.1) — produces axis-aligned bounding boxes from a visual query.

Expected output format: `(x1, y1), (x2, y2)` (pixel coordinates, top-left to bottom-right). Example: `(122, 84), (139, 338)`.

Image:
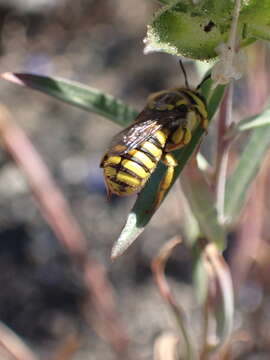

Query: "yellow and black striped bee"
(100, 70), (208, 209)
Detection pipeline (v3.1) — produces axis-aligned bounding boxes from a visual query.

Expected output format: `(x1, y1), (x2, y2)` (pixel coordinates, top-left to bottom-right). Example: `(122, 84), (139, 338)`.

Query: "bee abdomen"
(103, 158), (149, 196)
(103, 129), (168, 196)
(103, 162), (142, 196)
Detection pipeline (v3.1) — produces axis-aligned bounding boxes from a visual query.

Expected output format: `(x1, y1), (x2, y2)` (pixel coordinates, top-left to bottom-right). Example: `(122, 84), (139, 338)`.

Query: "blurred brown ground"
(0, 1), (197, 359)
(1, 1), (270, 359)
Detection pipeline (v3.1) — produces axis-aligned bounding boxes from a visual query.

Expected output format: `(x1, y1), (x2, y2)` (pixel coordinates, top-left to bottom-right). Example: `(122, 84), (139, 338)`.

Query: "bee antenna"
(179, 60), (190, 89)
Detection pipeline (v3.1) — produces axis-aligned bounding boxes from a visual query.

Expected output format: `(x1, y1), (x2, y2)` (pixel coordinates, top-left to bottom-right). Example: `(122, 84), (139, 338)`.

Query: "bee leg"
(182, 127), (192, 145)
(103, 174), (112, 200)
(187, 110), (208, 134)
(202, 117), (208, 132)
(153, 153), (178, 210)
(167, 126), (192, 151)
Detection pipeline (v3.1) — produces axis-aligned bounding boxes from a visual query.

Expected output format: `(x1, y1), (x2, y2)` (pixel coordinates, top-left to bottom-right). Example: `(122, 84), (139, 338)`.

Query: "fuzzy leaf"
(145, 0), (270, 60)
(145, 1), (233, 59)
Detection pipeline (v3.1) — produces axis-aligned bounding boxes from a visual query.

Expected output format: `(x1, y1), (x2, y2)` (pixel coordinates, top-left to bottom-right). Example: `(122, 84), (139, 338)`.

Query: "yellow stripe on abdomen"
(108, 181), (136, 195)
(102, 130), (168, 197)
(116, 171), (141, 187)
(154, 130), (168, 147)
(129, 149), (156, 171)
(104, 166), (117, 178)
(140, 141), (162, 158)
(121, 159), (149, 179)
(106, 155), (122, 165)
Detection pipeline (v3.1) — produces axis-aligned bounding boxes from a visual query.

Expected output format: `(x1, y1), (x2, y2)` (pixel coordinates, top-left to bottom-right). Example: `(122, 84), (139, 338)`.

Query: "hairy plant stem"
(227, 0), (242, 61)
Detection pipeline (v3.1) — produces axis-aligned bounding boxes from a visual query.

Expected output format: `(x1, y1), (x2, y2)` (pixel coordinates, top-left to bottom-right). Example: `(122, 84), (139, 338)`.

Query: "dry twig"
(0, 105), (128, 353)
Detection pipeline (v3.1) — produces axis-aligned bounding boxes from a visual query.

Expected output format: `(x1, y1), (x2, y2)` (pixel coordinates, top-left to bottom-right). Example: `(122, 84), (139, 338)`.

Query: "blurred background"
(0, 1), (196, 359)
(0, 0), (270, 359)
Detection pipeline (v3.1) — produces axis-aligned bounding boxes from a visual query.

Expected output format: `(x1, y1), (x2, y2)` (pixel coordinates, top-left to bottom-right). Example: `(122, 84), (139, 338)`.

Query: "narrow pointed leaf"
(156, 0), (175, 5)
(111, 128), (206, 259)
(1, 73), (137, 127)
(181, 156), (225, 306)
(197, 152), (211, 172)
(181, 158), (226, 250)
(227, 106), (270, 136)
(192, 251), (208, 305)
(225, 124), (270, 223)
(112, 79), (226, 259)
(181, 189), (200, 247)
(1, 70), (226, 259)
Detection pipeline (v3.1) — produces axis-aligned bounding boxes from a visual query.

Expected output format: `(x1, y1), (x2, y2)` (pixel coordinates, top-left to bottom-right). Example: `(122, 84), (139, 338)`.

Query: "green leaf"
(1, 70), (225, 259)
(227, 106), (270, 135)
(145, 0), (270, 60)
(192, 251), (208, 305)
(155, 0), (176, 5)
(207, 84), (226, 120)
(144, 1), (233, 60)
(181, 185), (201, 247)
(241, 0), (270, 41)
(182, 156), (225, 306)
(181, 159), (226, 251)
(111, 79), (226, 259)
(225, 124), (270, 223)
(1, 73), (137, 127)
(111, 130), (205, 259)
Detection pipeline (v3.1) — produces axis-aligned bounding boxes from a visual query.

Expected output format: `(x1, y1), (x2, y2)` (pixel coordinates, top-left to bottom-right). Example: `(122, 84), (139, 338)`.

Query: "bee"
(100, 65), (208, 209)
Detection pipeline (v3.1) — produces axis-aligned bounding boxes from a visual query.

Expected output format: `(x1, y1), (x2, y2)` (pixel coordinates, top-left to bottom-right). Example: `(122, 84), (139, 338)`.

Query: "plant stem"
(228, 0), (242, 50)
(212, 0), (242, 85)
(222, 0), (242, 75)
(152, 237), (198, 360)
(215, 84), (233, 224)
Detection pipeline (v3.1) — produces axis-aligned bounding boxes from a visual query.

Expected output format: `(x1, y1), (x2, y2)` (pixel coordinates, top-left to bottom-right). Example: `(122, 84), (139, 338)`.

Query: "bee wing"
(108, 119), (163, 155)
(105, 101), (189, 156)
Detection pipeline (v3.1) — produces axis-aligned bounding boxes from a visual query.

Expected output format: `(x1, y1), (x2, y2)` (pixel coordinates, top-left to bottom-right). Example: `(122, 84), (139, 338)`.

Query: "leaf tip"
(110, 212), (144, 260)
(1, 72), (24, 85)
(110, 245), (122, 261)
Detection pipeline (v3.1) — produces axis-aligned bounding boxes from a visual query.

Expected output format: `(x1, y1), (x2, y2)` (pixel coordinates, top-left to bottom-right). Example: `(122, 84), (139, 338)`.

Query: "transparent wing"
(108, 119), (163, 155)
(106, 103), (189, 156)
